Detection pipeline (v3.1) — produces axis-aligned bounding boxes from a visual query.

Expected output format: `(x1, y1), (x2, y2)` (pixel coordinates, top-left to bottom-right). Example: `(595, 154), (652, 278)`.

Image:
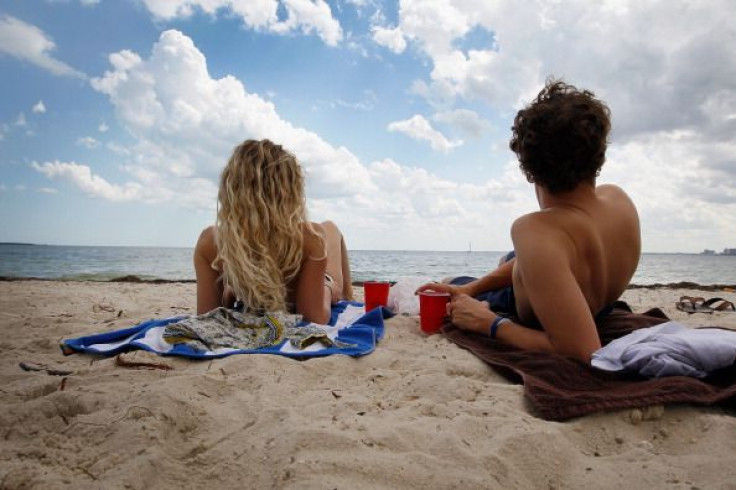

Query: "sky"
(0, 0), (734, 252)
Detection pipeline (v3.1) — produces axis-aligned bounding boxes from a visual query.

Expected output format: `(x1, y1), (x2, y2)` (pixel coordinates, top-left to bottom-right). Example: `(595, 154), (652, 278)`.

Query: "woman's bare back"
(195, 221), (353, 323)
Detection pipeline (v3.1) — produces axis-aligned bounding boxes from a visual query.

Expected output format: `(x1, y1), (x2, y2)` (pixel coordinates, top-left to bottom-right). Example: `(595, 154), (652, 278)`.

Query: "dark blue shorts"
(449, 250), (517, 316)
(449, 276), (518, 317)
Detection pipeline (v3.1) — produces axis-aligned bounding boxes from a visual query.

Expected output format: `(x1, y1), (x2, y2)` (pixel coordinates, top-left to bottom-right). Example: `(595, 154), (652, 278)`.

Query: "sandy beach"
(1, 280), (736, 489)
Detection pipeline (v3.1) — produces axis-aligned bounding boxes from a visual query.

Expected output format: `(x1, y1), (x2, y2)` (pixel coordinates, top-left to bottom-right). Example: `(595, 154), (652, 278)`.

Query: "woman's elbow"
(302, 311), (329, 325)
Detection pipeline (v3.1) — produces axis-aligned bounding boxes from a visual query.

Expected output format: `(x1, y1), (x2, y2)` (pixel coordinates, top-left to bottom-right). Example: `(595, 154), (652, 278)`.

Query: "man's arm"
(464, 258), (515, 296)
(448, 293), (554, 352)
(510, 216), (601, 361)
(416, 257), (515, 296)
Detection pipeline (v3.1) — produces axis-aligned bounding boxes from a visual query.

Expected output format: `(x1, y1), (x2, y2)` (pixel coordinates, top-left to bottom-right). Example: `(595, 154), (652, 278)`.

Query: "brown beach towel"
(442, 302), (736, 421)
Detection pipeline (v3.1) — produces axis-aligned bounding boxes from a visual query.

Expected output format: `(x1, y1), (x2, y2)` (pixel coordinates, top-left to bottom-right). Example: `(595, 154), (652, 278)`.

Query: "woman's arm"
(194, 226), (224, 314)
(294, 224), (331, 324)
(340, 235), (354, 301)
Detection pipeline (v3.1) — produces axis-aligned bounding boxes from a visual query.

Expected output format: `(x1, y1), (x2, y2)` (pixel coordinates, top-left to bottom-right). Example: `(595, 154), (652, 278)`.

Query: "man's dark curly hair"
(509, 79), (611, 194)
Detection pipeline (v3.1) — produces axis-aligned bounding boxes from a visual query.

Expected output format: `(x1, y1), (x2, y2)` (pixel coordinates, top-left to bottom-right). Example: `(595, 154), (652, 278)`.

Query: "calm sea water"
(0, 244), (735, 285)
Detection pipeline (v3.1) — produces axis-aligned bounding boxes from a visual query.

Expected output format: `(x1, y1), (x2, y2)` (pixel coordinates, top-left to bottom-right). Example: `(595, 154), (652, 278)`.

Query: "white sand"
(1, 281), (736, 489)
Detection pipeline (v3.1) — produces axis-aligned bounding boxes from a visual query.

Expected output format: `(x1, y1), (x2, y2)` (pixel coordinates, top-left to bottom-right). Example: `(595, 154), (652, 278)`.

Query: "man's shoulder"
(596, 183), (630, 200)
(512, 210), (561, 231)
(510, 212), (538, 231)
(511, 212), (568, 245)
(511, 214), (574, 271)
(596, 184), (638, 217)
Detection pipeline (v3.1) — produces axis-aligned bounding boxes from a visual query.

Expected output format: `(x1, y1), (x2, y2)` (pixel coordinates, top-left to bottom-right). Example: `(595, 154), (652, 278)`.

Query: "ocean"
(1, 243), (735, 286)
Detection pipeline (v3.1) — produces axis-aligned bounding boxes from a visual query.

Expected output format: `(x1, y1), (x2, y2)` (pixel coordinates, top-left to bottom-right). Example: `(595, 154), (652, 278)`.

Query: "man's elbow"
(556, 344), (598, 364)
(547, 336), (600, 364)
(573, 348), (596, 364)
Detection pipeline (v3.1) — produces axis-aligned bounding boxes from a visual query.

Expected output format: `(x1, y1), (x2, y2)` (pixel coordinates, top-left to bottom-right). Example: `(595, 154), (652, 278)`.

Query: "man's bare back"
(512, 183), (640, 328)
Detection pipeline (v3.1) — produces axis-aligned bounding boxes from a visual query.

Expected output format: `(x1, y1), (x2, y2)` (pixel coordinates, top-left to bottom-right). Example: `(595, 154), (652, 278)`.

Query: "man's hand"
(415, 281), (469, 297)
(447, 294), (495, 335)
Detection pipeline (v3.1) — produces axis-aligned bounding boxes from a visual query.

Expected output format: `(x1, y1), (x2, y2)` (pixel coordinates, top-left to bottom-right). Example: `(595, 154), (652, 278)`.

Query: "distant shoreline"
(0, 275), (195, 284)
(0, 242), (37, 246)
(2, 243), (735, 255)
(1, 275), (735, 291)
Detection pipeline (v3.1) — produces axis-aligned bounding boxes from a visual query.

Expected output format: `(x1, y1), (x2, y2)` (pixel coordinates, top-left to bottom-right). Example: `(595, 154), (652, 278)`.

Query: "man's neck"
(535, 182), (597, 210)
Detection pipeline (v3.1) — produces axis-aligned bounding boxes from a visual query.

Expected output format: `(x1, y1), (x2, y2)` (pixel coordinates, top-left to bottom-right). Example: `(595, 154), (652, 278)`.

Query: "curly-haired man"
(418, 79), (641, 363)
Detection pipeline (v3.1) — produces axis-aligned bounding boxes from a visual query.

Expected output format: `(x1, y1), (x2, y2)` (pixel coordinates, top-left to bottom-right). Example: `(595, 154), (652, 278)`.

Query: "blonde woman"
(194, 139), (353, 324)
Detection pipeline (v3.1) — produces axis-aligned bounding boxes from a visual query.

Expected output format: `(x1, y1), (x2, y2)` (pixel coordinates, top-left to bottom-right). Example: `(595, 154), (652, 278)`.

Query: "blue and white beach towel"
(61, 302), (389, 359)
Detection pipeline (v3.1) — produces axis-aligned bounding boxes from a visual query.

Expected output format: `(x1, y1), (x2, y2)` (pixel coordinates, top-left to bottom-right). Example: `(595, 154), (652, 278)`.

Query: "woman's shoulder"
(195, 226), (218, 261)
(301, 222), (327, 256)
(302, 220), (342, 238)
(302, 221), (325, 238)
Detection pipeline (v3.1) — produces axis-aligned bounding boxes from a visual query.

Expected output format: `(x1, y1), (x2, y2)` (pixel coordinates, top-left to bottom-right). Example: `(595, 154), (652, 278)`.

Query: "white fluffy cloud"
(386, 0), (736, 143)
(387, 114), (462, 152)
(432, 109), (490, 139)
(369, 1), (734, 139)
(88, 30), (371, 201)
(32, 161), (159, 202)
(372, 25), (406, 54)
(0, 15), (85, 78)
(369, 0), (736, 252)
(32, 100), (46, 114)
(348, 157), (534, 250)
(76, 136), (100, 149)
(31, 29), (537, 249)
(141, 0), (342, 46)
(602, 132), (736, 252)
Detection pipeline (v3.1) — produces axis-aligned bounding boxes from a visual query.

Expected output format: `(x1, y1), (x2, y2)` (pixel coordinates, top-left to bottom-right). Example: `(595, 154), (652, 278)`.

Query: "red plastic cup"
(418, 291), (451, 334)
(363, 281), (390, 312)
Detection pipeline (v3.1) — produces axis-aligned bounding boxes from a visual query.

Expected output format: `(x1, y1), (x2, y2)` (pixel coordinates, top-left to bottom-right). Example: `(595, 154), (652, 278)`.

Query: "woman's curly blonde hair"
(215, 139), (323, 312)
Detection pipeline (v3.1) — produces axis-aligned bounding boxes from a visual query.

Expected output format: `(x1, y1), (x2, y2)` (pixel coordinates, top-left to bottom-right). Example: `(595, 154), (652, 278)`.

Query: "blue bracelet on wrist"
(489, 316), (507, 339)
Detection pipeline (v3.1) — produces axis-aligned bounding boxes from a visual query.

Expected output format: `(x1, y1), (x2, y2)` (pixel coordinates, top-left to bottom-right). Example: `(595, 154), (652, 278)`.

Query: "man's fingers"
(415, 282), (451, 295)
